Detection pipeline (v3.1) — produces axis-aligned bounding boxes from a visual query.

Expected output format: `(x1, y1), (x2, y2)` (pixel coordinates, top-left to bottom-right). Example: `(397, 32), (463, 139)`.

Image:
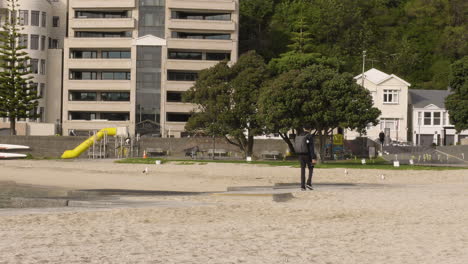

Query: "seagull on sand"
(344, 169), (348, 176)
(142, 167), (148, 174)
(380, 174), (385, 180)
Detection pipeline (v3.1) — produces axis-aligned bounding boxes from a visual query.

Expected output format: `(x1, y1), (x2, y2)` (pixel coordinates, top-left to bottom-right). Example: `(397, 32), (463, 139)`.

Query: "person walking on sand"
(294, 128), (317, 191)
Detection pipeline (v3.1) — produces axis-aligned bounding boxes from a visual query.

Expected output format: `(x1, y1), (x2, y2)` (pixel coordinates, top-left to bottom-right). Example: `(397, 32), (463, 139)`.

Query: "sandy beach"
(0, 159), (467, 264)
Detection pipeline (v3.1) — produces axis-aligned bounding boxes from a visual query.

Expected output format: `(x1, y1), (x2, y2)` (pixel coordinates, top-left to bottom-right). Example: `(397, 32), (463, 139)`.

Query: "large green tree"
(445, 56), (468, 132)
(184, 51), (269, 157)
(241, 0), (467, 90)
(0, 0), (39, 135)
(258, 64), (381, 160)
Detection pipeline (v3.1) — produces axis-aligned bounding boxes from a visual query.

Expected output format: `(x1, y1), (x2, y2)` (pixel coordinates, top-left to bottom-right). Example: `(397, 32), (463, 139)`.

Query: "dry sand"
(0, 159), (467, 264)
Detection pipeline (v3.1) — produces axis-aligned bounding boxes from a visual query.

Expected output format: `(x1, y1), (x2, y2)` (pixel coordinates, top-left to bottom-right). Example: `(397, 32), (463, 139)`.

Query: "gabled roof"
(409, 89), (451, 109)
(354, 68), (411, 86)
(133, 35), (166, 46)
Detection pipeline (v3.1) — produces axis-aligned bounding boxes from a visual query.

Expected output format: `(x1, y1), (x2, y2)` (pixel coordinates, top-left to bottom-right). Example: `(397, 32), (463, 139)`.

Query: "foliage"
(258, 64), (381, 159)
(184, 51), (269, 157)
(445, 56), (468, 131)
(240, 0), (468, 90)
(0, 0), (39, 135)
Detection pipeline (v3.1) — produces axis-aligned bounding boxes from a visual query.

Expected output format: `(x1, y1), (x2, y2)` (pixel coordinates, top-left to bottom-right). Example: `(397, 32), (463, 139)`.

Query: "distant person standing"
(379, 131), (385, 147)
(294, 128), (317, 191)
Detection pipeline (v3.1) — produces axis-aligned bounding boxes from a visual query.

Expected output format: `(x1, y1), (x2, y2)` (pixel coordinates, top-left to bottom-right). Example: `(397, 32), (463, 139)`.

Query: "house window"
(40, 36), (46, 50)
(433, 112), (441, 126)
(30, 59), (39, 74)
(18, 34), (28, 48)
(30, 34), (39, 50)
(19, 10), (28, 25)
(40, 59), (46, 75)
(41, 12), (46, 27)
(383, 89), (399, 104)
(52, 16), (59, 27)
(424, 112), (431, 125)
(31, 11), (40, 26)
(380, 118), (398, 131)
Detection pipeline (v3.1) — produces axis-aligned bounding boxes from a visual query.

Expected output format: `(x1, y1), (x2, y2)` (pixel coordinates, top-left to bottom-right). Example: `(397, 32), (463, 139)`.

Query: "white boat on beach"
(0, 152), (27, 159)
(0, 144), (30, 150)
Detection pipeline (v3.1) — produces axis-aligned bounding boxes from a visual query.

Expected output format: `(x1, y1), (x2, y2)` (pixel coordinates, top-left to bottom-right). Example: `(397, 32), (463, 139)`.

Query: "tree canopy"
(240, 0), (467, 90)
(0, 0), (40, 135)
(184, 51), (269, 157)
(445, 56), (468, 132)
(258, 64), (381, 159)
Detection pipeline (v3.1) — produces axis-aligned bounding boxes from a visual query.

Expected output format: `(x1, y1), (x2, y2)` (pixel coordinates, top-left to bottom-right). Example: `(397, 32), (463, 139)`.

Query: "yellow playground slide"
(61, 128), (117, 159)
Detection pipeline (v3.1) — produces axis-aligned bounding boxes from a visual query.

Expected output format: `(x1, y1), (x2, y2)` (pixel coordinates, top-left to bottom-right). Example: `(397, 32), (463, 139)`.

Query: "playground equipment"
(61, 127), (129, 159)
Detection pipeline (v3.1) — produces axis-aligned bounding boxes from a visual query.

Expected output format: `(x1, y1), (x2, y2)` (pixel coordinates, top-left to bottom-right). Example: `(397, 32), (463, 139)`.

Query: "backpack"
(294, 134), (309, 154)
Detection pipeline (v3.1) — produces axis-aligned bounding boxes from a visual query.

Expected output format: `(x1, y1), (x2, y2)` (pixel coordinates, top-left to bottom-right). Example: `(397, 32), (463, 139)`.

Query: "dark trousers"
(299, 154), (314, 188)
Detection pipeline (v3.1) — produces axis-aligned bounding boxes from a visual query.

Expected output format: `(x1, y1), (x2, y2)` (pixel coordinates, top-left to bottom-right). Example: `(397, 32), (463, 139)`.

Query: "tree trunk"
(279, 132), (295, 154)
(246, 135), (254, 157)
(9, 118), (16, 135)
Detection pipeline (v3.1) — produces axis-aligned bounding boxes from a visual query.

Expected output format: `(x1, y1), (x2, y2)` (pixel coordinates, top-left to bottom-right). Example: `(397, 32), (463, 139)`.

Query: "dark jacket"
(299, 133), (316, 159)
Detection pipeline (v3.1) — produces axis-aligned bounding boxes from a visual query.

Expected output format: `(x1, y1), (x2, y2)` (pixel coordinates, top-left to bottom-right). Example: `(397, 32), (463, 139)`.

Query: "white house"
(409, 89), (468, 146)
(349, 68), (411, 142)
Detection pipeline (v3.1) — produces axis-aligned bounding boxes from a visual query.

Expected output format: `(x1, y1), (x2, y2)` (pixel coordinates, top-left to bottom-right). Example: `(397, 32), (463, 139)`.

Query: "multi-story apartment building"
(62, 0), (239, 137)
(0, 0), (67, 134)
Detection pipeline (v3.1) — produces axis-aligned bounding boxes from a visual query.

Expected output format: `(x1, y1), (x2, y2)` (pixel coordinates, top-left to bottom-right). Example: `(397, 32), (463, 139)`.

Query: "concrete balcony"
(167, 0), (236, 11)
(165, 103), (196, 113)
(168, 19), (235, 32)
(70, 18), (136, 30)
(167, 38), (234, 51)
(166, 60), (218, 71)
(70, 0), (136, 9)
(68, 59), (132, 70)
(66, 38), (133, 49)
(67, 80), (132, 91)
(165, 81), (195, 92)
(67, 101), (132, 112)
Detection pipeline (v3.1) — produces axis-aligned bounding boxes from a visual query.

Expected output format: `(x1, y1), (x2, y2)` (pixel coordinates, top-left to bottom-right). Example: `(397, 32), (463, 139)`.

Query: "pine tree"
(0, 0), (39, 135)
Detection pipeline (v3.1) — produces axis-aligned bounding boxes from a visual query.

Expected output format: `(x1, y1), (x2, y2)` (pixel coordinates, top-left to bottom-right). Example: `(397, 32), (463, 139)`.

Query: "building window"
(424, 112), (431, 125)
(69, 91), (97, 101)
(52, 16), (59, 27)
(40, 59), (46, 75)
(168, 50), (202, 60)
(206, 52), (231, 61)
(100, 112), (129, 121)
(30, 59), (39, 74)
(102, 50), (131, 59)
(101, 92), (130, 101)
(166, 91), (183, 102)
(101, 72), (131, 80)
(75, 31), (132, 38)
(30, 34), (39, 50)
(48, 38), (59, 49)
(433, 112), (441, 126)
(39, 83), (45, 98)
(171, 32), (231, 40)
(380, 118), (398, 131)
(172, 11), (231, 21)
(31, 11), (40, 26)
(166, 112), (191, 122)
(383, 89), (399, 104)
(75, 11), (130, 19)
(69, 112), (96, 121)
(70, 50), (97, 59)
(40, 36), (46, 50)
(41, 12), (46, 27)
(167, 71), (198, 81)
(70, 71), (97, 80)
(18, 10), (28, 25)
(18, 34), (28, 48)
